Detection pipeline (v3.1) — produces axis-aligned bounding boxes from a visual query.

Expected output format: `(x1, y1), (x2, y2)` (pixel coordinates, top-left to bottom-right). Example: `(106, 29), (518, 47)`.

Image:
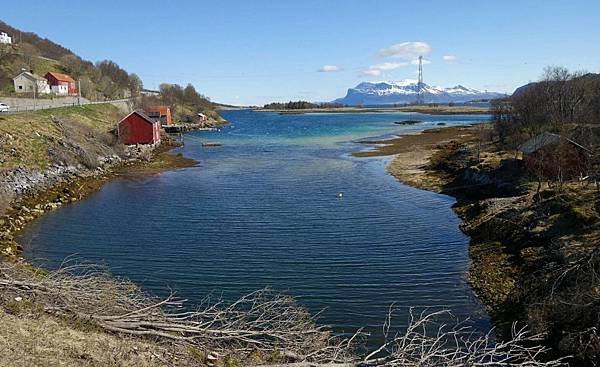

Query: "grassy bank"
(0, 104), (122, 171)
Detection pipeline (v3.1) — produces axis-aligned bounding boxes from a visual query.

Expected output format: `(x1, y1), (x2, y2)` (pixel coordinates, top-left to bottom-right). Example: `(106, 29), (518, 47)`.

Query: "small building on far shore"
(118, 111), (161, 145)
(147, 106), (173, 126)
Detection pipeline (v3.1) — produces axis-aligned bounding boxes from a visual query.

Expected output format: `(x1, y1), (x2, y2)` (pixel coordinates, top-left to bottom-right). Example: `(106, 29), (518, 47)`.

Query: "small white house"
(13, 72), (50, 94)
(0, 32), (12, 44)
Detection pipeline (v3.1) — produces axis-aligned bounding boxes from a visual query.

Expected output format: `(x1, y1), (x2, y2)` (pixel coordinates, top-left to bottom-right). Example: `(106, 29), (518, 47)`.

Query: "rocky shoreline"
(0, 143), (196, 259)
(362, 125), (529, 316)
(355, 124), (516, 309)
(359, 123), (600, 365)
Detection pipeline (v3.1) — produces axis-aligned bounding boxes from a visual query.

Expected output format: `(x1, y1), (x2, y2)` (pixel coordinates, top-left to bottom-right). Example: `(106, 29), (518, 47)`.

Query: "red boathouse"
(118, 111), (161, 145)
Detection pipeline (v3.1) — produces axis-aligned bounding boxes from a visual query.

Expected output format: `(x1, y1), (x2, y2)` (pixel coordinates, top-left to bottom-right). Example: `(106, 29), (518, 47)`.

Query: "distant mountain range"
(333, 80), (506, 105)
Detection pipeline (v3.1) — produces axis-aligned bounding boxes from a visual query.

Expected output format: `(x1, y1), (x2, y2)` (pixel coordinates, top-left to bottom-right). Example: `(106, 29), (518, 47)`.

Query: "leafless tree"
(540, 67), (588, 130)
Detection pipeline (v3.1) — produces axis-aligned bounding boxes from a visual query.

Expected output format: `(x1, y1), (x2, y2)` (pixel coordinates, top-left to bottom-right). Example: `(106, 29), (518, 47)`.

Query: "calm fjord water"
(21, 110), (490, 335)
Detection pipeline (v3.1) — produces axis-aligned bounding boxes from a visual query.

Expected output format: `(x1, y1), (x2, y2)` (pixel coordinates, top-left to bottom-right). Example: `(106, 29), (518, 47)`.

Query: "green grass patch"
(0, 103), (122, 170)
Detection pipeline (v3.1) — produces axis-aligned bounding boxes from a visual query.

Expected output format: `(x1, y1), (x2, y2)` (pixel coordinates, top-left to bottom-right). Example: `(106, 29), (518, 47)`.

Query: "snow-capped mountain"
(333, 80), (505, 105)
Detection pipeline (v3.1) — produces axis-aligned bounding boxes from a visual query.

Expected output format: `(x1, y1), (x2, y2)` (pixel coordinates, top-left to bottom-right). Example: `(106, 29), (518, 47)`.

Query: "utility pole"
(78, 79), (81, 106)
(33, 81), (37, 111)
(417, 56), (424, 105)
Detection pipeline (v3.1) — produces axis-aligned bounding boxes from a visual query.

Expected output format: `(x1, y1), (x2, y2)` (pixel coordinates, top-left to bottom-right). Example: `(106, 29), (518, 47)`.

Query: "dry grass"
(0, 260), (353, 365)
(0, 259), (568, 366)
(0, 104), (124, 170)
(0, 309), (189, 367)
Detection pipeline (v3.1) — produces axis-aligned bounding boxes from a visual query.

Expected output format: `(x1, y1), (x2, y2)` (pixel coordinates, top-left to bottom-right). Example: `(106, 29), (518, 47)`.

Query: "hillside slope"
(0, 20), (224, 124)
(0, 20), (74, 60)
(0, 19), (142, 100)
(0, 104), (128, 216)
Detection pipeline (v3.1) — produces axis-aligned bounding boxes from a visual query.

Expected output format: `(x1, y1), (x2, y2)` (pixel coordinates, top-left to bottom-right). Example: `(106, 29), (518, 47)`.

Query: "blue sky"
(2, 0), (599, 105)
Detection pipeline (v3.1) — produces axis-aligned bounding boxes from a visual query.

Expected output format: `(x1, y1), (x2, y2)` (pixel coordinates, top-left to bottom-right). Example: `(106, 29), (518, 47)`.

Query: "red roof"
(45, 72), (75, 83)
(119, 110), (157, 125)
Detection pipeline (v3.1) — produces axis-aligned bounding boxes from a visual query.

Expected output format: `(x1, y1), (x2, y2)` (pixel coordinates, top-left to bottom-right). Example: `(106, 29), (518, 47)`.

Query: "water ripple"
(21, 110), (491, 337)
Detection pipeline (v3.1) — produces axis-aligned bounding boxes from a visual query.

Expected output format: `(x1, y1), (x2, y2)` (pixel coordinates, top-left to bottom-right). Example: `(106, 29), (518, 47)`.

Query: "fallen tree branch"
(0, 260), (568, 365)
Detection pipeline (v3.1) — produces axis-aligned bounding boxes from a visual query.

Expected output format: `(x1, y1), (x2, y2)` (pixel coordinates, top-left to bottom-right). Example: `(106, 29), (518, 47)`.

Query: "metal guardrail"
(0, 98), (133, 115)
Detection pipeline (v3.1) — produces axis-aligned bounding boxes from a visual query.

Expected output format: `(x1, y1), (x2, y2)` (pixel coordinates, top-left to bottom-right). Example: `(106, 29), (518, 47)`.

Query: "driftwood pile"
(0, 260), (567, 366)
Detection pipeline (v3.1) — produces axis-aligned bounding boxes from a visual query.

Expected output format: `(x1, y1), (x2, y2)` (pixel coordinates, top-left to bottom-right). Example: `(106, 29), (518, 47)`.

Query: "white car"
(0, 103), (9, 112)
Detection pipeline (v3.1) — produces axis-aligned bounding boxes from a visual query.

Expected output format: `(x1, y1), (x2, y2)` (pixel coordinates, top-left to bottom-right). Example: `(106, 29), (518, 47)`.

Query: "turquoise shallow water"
(20, 110), (491, 336)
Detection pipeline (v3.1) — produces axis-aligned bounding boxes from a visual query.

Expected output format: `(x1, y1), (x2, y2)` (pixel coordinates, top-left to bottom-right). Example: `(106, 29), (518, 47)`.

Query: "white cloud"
(410, 59), (431, 65)
(443, 55), (458, 63)
(361, 62), (408, 77)
(361, 69), (382, 77)
(318, 65), (342, 72)
(371, 62), (408, 70)
(378, 42), (432, 59)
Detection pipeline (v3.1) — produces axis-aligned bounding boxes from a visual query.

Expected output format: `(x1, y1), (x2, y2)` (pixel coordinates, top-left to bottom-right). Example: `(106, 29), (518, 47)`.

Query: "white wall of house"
(0, 32), (11, 44)
(36, 80), (50, 94)
(13, 74), (50, 94)
(51, 84), (69, 95)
